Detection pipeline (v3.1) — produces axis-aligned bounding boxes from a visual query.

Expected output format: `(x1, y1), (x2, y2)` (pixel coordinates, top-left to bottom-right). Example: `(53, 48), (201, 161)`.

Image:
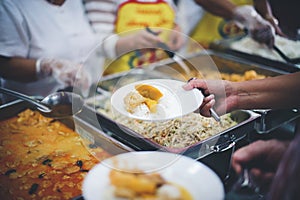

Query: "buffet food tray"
(0, 99), (134, 199)
(96, 68), (175, 93)
(85, 94), (260, 160)
(0, 99), (133, 155)
(210, 38), (300, 73)
(149, 49), (288, 79)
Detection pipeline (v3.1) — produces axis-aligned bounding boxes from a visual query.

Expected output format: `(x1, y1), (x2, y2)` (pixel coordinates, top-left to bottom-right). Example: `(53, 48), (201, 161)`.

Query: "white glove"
(36, 58), (92, 97)
(233, 5), (275, 47)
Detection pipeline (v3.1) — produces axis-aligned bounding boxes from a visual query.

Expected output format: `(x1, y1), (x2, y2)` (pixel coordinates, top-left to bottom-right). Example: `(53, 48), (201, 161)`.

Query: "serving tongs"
(231, 168), (264, 199)
(0, 87), (84, 119)
(145, 27), (192, 77)
(273, 45), (300, 64)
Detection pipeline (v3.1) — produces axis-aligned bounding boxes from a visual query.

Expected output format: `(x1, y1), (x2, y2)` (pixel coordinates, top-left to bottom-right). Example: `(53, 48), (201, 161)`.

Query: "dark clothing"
(269, 0), (299, 39)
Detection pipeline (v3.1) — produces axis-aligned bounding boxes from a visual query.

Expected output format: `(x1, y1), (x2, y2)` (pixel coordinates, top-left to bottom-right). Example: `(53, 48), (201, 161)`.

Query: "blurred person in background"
(84, 0), (184, 75)
(0, 0), (103, 103)
(175, 0), (285, 48)
(261, 0), (299, 40)
(183, 72), (300, 198)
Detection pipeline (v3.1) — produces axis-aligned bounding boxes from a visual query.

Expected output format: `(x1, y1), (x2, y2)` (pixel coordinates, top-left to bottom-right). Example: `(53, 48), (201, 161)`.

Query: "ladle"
(0, 87), (84, 118)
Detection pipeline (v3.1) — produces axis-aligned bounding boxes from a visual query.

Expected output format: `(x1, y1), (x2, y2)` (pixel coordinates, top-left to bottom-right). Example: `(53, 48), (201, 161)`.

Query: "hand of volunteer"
(264, 15), (286, 37)
(231, 139), (290, 191)
(233, 5), (275, 47)
(37, 58), (92, 95)
(116, 29), (164, 56)
(268, 133), (300, 199)
(128, 29), (163, 51)
(166, 25), (184, 51)
(183, 78), (236, 117)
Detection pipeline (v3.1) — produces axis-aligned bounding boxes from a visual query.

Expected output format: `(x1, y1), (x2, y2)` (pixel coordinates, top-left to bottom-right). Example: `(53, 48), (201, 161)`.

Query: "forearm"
(115, 36), (135, 57)
(0, 56), (37, 82)
(253, 0), (274, 19)
(253, 0), (281, 33)
(233, 72), (300, 110)
(194, 0), (237, 19)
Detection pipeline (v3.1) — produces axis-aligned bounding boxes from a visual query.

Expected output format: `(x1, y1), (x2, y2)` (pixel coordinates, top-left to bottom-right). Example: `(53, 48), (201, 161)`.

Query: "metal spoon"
(0, 87), (84, 118)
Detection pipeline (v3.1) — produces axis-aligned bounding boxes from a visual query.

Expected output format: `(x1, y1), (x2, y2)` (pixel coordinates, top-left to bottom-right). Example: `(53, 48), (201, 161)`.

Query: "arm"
(232, 72), (300, 110)
(183, 72), (300, 116)
(194, 0), (275, 46)
(194, 0), (237, 19)
(0, 57), (38, 82)
(231, 139), (290, 191)
(253, 0), (285, 36)
(0, 1), (37, 82)
(0, 56), (91, 94)
(115, 29), (163, 56)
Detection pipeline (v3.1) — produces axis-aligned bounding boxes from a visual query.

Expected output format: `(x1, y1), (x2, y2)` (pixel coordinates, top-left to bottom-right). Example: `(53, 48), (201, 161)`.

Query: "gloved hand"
(233, 5), (275, 47)
(166, 25), (184, 51)
(132, 29), (164, 50)
(36, 58), (92, 97)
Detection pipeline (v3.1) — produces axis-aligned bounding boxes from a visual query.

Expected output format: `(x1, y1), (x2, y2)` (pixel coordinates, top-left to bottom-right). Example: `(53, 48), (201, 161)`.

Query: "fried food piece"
(135, 84), (163, 101)
(124, 84), (164, 114)
(144, 98), (159, 113)
(109, 170), (165, 197)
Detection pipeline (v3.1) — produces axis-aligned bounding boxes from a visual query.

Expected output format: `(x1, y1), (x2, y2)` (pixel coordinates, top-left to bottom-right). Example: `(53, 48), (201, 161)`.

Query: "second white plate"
(82, 151), (225, 200)
(110, 79), (203, 121)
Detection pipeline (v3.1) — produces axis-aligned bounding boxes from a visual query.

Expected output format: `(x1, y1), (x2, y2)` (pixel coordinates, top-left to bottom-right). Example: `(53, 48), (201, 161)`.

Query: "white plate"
(110, 79), (203, 121)
(82, 151), (224, 200)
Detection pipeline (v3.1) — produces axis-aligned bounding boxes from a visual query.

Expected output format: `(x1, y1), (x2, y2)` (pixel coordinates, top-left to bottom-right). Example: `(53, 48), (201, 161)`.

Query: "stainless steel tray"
(210, 38), (300, 73)
(97, 68), (175, 93)
(149, 49), (288, 80)
(253, 108), (300, 134)
(85, 95), (260, 160)
(0, 99), (133, 155)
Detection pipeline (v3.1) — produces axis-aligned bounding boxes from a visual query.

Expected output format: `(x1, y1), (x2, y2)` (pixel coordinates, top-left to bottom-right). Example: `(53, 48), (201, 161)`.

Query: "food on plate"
(230, 35), (300, 62)
(124, 84), (163, 114)
(124, 91), (146, 113)
(108, 169), (192, 200)
(135, 84), (163, 101)
(0, 109), (111, 199)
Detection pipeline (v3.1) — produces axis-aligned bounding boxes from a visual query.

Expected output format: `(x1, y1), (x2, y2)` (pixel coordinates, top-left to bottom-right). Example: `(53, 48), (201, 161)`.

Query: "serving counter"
(1, 50), (299, 199)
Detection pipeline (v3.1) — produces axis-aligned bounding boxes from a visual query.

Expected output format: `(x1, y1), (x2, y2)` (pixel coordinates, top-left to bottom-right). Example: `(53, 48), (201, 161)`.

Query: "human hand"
(166, 25), (184, 51)
(37, 58), (92, 96)
(233, 5), (275, 47)
(264, 14), (286, 37)
(231, 139), (290, 190)
(129, 29), (163, 50)
(182, 78), (236, 117)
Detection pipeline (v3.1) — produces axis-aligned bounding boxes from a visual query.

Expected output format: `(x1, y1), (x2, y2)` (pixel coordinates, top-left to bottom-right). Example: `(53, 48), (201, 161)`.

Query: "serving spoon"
(0, 87), (84, 118)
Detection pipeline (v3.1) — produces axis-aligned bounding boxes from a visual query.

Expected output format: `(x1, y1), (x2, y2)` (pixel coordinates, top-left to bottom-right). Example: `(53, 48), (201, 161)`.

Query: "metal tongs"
(145, 27), (192, 76)
(231, 168), (263, 198)
(273, 45), (300, 64)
